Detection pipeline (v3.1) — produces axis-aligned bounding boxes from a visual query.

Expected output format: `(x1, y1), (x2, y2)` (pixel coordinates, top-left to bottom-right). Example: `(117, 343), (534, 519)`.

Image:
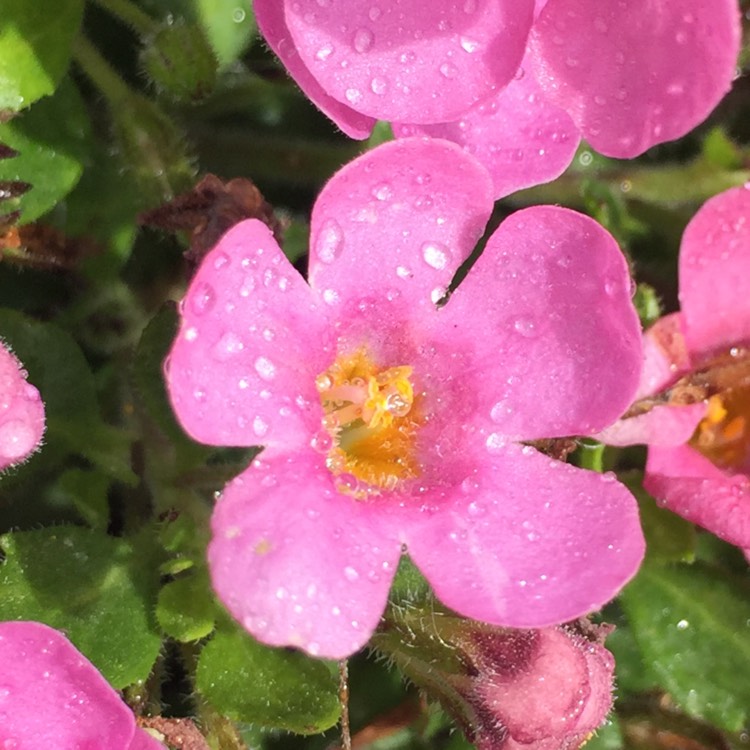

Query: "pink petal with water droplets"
(208, 449), (403, 659)
(0, 621), (164, 750)
(166, 220), (333, 450)
(679, 185), (750, 358)
(405, 443), (644, 629)
(282, 0), (533, 124)
(530, 0), (740, 157)
(597, 403), (706, 448)
(475, 628), (613, 750)
(308, 138), (494, 319)
(0, 341), (45, 471)
(645, 443), (750, 548)
(431, 206), (641, 441)
(253, 0), (376, 138)
(393, 58), (580, 200)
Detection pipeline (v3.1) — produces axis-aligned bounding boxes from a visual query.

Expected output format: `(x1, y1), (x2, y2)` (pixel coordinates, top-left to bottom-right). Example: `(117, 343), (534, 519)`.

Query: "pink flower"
(0, 341), (45, 472)
(602, 184), (750, 550)
(253, 0), (740, 198)
(165, 138), (645, 659)
(0, 621), (164, 750)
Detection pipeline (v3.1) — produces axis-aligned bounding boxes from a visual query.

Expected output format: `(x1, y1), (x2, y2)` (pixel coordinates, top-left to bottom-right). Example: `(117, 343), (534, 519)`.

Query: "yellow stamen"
(315, 348), (420, 497)
(690, 387), (750, 469)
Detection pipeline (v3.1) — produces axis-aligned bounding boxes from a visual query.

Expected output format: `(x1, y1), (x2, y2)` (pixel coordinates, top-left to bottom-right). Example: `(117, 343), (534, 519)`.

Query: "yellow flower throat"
(315, 349), (420, 496)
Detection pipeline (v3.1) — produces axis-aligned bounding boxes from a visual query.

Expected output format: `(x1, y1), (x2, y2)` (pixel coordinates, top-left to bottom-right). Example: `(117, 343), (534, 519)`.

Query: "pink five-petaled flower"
(165, 138), (645, 659)
(0, 340), (45, 472)
(253, 0), (740, 199)
(0, 621), (164, 750)
(602, 184), (750, 551)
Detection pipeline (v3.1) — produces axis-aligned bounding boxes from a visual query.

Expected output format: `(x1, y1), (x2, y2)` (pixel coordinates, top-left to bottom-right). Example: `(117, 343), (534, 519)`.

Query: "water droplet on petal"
(353, 27), (374, 53)
(514, 318), (537, 337)
(421, 241), (450, 270)
(345, 87), (363, 104)
(254, 357), (276, 381)
(190, 283), (215, 315)
(485, 433), (504, 454)
(344, 565), (359, 582)
(368, 6), (381, 21)
(253, 416), (269, 437)
(372, 182), (393, 201)
(213, 251), (230, 269)
(439, 62), (458, 78)
(315, 218), (345, 264)
(370, 77), (387, 94)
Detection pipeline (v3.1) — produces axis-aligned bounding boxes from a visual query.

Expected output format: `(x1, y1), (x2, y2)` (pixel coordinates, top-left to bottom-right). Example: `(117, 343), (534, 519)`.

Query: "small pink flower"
(165, 138), (645, 658)
(253, 0), (740, 198)
(0, 341), (45, 472)
(601, 184), (750, 550)
(0, 621), (164, 750)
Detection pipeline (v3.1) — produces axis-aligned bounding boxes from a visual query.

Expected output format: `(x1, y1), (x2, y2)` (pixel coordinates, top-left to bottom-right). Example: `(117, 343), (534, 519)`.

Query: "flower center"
(675, 347), (750, 471)
(690, 386), (750, 470)
(314, 348), (420, 496)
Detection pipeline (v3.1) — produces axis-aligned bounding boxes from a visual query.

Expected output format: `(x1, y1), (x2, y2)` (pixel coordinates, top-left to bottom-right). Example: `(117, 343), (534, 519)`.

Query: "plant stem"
(339, 659), (352, 750)
(72, 35), (132, 108)
(89, 0), (157, 36)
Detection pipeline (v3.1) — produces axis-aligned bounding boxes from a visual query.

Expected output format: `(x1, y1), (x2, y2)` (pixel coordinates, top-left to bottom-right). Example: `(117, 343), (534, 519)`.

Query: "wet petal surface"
(0, 621), (162, 750)
(283, 0), (533, 123)
(254, 0), (376, 138)
(405, 443), (644, 628)
(308, 138), (494, 322)
(167, 220), (333, 450)
(531, 0), (740, 156)
(433, 206), (642, 441)
(393, 57), (579, 200)
(646, 443), (750, 548)
(208, 449), (403, 659)
(679, 185), (750, 358)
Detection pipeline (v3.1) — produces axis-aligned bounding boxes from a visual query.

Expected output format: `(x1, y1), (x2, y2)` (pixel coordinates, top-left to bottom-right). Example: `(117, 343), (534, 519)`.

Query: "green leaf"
(156, 572), (217, 642)
(0, 76), (91, 222)
(197, 622), (340, 733)
(0, 526), (161, 688)
(0, 0), (84, 112)
(55, 468), (111, 529)
(621, 561), (750, 731)
(0, 309), (136, 485)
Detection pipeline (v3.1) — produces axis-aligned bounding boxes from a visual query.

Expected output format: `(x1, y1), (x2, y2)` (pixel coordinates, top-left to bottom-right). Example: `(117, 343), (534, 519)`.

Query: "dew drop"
(213, 251), (230, 270)
(190, 283), (216, 315)
(513, 318), (537, 337)
(254, 356), (276, 381)
(310, 430), (333, 453)
(421, 241), (450, 270)
(368, 6), (381, 21)
(439, 62), (458, 78)
(253, 416), (269, 437)
(344, 565), (359, 582)
(316, 44), (334, 61)
(372, 182), (393, 201)
(370, 77), (387, 94)
(345, 87), (363, 104)
(315, 218), (345, 264)
(353, 28), (374, 53)
(396, 265), (412, 279)
(485, 432), (504, 454)
(214, 331), (244, 359)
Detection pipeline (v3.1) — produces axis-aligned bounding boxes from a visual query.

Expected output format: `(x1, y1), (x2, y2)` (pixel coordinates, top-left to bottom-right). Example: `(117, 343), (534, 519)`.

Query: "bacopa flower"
(165, 138), (645, 658)
(602, 184), (750, 551)
(0, 621), (164, 750)
(0, 340), (45, 472)
(253, 0), (740, 198)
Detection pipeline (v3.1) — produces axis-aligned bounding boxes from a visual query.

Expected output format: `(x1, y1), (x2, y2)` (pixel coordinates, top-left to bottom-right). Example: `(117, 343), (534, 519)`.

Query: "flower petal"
(679, 185), (750, 358)
(434, 206), (642, 440)
(282, 0), (534, 123)
(0, 341), (45, 471)
(253, 0), (376, 138)
(308, 138), (494, 317)
(530, 0), (740, 156)
(393, 59), (580, 200)
(405, 444), (644, 628)
(597, 403), (706, 448)
(166, 220), (333, 450)
(0, 621), (153, 750)
(637, 313), (692, 398)
(645, 443), (750, 548)
(208, 449), (403, 659)
(129, 730), (168, 750)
